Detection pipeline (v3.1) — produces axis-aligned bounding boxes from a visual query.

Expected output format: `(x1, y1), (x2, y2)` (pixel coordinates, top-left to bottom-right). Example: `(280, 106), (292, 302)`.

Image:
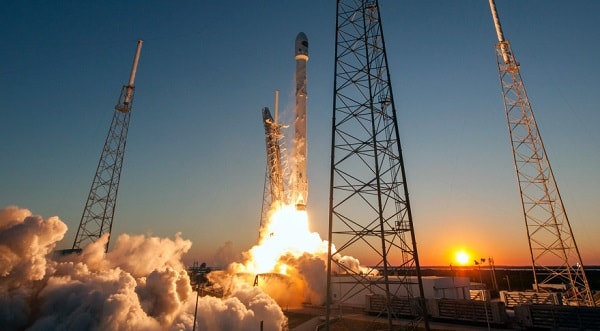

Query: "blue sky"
(2, 1), (599, 266)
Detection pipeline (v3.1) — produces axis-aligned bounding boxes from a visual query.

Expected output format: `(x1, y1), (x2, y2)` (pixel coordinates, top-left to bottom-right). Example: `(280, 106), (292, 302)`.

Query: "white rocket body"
(293, 32), (308, 210)
(488, 0), (510, 64)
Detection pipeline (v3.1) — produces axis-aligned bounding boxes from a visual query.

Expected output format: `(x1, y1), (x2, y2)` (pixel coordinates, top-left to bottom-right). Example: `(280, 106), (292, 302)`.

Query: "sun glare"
(455, 250), (470, 265)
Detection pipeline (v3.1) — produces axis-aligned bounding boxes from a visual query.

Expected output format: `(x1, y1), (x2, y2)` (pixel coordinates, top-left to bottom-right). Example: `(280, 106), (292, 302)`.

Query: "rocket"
(293, 32), (308, 211)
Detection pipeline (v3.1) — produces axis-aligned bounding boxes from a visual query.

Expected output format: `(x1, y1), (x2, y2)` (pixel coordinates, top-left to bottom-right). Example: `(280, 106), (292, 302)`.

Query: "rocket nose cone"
(295, 32), (308, 58)
(296, 32), (308, 43)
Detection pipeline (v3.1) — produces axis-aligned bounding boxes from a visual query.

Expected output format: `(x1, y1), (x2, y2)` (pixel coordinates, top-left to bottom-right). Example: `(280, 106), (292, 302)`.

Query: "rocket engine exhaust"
(293, 32), (309, 211)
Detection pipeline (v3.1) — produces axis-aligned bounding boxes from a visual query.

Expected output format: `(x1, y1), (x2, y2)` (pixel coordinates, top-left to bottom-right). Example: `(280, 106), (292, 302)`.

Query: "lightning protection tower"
(326, 1), (429, 330)
(488, 0), (594, 306)
(72, 40), (143, 252)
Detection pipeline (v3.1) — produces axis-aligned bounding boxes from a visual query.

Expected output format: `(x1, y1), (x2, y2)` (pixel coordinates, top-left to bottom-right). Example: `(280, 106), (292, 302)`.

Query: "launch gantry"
(488, 0), (594, 306)
(259, 92), (290, 237)
(72, 40), (143, 252)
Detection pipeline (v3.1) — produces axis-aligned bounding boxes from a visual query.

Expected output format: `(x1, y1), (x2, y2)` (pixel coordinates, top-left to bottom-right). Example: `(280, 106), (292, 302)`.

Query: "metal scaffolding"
(72, 40), (143, 252)
(489, 0), (594, 307)
(259, 105), (289, 239)
(326, 1), (429, 329)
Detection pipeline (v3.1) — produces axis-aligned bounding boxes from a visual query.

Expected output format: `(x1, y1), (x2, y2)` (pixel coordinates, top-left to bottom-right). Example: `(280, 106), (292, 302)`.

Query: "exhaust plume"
(0, 206), (287, 330)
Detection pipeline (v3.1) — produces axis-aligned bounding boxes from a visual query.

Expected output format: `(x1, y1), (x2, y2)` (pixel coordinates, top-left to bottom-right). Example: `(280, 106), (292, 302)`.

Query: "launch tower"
(326, 1), (429, 329)
(72, 40), (143, 252)
(259, 91), (289, 237)
(488, 0), (594, 306)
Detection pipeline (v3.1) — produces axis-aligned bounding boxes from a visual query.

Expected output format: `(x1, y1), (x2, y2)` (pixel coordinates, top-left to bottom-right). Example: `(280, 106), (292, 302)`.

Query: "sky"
(1, 1), (599, 267)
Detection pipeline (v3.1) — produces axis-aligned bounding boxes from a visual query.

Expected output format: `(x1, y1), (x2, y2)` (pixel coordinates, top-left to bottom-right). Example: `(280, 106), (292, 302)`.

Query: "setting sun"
(455, 250), (470, 265)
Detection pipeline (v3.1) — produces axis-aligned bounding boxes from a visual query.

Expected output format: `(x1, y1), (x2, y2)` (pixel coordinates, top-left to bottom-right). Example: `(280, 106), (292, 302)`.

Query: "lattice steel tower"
(488, 1), (594, 306)
(72, 40), (143, 252)
(259, 92), (289, 239)
(326, 1), (429, 329)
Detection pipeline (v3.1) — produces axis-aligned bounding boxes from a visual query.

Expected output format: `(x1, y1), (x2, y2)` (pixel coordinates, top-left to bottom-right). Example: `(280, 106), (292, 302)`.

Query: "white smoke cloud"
(195, 284), (286, 330)
(281, 252), (327, 305)
(0, 206), (288, 331)
(0, 206), (66, 285)
(333, 255), (377, 276)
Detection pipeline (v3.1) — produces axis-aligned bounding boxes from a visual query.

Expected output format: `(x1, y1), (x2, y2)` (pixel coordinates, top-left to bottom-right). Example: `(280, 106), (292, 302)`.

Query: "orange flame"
(233, 204), (327, 275)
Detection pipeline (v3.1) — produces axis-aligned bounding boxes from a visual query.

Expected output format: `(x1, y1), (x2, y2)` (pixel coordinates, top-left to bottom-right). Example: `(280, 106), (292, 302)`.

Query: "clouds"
(0, 206), (288, 330)
(0, 206), (67, 285)
(196, 285), (286, 331)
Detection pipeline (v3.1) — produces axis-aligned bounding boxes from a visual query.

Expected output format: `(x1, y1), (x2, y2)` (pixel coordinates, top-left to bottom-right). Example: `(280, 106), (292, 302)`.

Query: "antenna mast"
(72, 40), (143, 252)
(488, 0), (594, 306)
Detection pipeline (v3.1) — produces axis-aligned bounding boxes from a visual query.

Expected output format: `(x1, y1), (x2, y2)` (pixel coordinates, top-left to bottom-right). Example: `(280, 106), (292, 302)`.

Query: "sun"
(455, 250), (470, 266)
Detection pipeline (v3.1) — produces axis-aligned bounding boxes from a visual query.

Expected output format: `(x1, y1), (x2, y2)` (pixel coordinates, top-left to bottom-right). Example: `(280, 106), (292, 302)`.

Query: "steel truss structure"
(259, 107), (289, 238)
(72, 41), (143, 252)
(326, 1), (429, 329)
(489, 1), (594, 307)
